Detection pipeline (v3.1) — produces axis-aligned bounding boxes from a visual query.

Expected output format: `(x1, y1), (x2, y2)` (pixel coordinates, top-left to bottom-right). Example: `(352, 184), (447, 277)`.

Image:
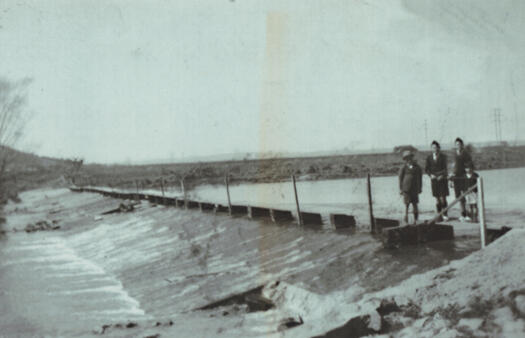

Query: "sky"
(0, 0), (524, 163)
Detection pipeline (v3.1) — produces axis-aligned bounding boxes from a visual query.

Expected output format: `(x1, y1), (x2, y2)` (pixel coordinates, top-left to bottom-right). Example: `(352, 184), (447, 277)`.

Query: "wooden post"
(225, 175), (232, 215)
(180, 179), (187, 209)
(292, 175), (303, 226)
(367, 173), (375, 233)
(478, 177), (487, 248)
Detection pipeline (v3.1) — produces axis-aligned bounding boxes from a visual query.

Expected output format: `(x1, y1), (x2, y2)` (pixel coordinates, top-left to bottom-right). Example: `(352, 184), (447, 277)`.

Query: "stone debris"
(24, 220), (60, 233)
(196, 285), (275, 313)
(314, 297), (422, 337)
(95, 321), (139, 335)
(101, 203), (136, 215)
(313, 312), (383, 338)
(277, 316), (304, 331)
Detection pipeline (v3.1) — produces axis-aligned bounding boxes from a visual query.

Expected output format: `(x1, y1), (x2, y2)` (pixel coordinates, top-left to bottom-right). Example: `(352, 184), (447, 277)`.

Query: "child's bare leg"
(404, 204), (409, 223)
(413, 203), (419, 224)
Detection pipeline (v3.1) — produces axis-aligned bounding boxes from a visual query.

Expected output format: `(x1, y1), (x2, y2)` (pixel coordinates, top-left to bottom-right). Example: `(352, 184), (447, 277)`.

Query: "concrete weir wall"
(69, 187), (466, 248)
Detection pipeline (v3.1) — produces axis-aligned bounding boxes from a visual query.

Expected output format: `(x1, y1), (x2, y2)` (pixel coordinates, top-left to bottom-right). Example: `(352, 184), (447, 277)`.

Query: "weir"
(70, 175), (506, 250)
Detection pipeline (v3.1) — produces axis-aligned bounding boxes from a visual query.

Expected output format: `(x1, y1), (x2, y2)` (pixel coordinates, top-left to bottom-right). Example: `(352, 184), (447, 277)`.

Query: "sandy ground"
(0, 186), (523, 337)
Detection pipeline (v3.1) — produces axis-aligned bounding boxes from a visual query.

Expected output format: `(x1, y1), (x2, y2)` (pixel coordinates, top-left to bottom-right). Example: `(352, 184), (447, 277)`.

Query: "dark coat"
(399, 163), (422, 194)
(425, 153), (448, 177)
(425, 153), (449, 197)
(452, 149), (473, 178)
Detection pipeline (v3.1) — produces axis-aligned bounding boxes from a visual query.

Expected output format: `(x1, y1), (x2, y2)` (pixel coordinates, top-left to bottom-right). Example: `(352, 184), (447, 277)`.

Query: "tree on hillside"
(64, 158), (84, 184)
(0, 77), (33, 192)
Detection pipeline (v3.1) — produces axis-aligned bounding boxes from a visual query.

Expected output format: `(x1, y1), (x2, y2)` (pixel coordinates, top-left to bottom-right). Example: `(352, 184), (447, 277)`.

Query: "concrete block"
(200, 202), (215, 212)
(375, 218), (400, 233)
(330, 214), (356, 229)
(487, 226), (512, 244)
(270, 209), (294, 223)
(248, 206), (271, 219)
(215, 204), (230, 213)
(300, 212), (323, 228)
(187, 200), (200, 209)
(231, 205), (249, 216)
(382, 223), (454, 248)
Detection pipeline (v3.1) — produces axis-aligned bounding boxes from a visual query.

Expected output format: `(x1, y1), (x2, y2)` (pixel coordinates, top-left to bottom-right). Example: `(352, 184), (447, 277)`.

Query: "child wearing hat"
(399, 150), (423, 224)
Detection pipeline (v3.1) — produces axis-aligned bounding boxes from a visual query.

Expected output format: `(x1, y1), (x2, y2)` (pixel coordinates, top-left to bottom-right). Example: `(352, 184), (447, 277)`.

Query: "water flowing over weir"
(1, 188), (482, 337)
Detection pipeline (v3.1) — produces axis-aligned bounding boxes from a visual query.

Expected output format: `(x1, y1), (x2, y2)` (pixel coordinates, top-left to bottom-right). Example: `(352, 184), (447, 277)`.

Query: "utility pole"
(493, 108), (502, 143)
(424, 119), (428, 146)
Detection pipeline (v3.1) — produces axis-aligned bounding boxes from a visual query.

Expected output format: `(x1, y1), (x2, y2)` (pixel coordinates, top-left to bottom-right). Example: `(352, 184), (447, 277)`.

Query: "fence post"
(367, 173), (376, 233)
(225, 175), (232, 215)
(478, 177), (487, 248)
(292, 175), (303, 226)
(180, 179), (187, 209)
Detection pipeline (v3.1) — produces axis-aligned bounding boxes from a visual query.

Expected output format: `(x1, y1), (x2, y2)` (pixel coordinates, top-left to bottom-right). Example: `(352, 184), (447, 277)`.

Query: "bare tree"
(64, 157), (84, 184)
(0, 77), (33, 189)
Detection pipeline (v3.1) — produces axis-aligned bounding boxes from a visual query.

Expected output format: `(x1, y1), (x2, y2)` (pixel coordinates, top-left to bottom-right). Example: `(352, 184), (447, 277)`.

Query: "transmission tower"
(424, 119), (428, 146)
(493, 108), (502, 143)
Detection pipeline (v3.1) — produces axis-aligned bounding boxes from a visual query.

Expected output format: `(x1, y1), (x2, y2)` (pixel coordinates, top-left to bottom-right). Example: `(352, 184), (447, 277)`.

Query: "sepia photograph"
(1, 0), (524, 337)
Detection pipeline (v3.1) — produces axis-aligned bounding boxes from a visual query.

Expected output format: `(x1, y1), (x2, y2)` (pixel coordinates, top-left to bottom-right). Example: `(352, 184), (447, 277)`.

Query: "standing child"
(399, 150), (423, 224)
(464, 163), (479, 222)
